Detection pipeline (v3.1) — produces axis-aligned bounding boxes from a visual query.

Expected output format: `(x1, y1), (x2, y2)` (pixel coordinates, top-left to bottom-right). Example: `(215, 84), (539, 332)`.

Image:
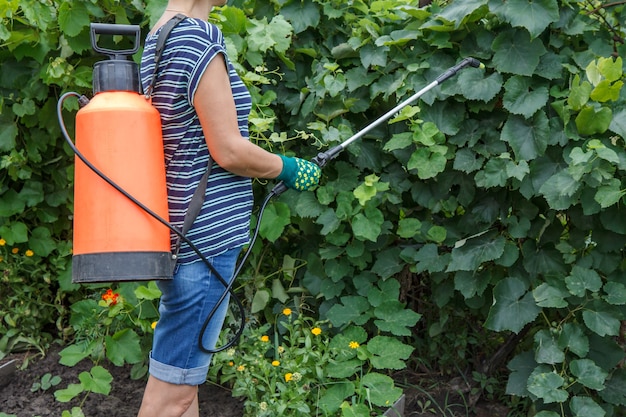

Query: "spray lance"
(270, 57), (484, 196)
(58, 21), (483, 352)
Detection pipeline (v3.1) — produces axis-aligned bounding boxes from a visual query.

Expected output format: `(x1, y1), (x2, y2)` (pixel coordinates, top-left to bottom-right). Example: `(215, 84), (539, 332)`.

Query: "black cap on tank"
(90, 23), (142, 94)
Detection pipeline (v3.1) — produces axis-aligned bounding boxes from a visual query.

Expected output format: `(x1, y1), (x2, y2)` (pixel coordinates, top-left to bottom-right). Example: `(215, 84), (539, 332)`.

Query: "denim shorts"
(149, 247), (241, 385)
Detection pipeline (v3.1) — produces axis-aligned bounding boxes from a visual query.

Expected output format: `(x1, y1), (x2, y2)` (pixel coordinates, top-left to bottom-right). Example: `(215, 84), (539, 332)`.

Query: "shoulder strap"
(147, 14), (212, 268)
(145, 13), (186, 98)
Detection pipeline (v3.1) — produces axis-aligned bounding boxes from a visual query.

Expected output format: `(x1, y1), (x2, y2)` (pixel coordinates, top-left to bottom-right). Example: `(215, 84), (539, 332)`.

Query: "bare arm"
(193, 53), (282, 178)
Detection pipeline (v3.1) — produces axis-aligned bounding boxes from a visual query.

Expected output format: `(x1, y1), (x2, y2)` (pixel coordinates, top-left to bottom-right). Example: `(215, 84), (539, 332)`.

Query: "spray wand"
(270, 57), (484, 196)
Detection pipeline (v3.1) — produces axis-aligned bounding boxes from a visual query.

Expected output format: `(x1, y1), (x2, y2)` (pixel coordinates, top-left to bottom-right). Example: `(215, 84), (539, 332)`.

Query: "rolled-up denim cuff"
(149, 352), (208, 385)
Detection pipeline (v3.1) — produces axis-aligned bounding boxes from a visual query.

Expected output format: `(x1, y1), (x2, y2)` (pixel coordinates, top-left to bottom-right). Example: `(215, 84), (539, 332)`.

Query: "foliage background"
(2, 0), (626, 415)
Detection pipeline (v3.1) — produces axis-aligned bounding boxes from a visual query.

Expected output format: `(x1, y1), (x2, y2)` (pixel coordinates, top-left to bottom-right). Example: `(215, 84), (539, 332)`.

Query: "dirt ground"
(0, 346), (512, 417)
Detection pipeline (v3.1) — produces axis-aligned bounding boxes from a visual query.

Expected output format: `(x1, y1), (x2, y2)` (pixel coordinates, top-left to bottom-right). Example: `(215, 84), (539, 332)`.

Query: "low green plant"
(211, 302), (411, 417)
(31, 372), (62, 392)
(0, 237), (70, 362)
(53, 282), (161, 414)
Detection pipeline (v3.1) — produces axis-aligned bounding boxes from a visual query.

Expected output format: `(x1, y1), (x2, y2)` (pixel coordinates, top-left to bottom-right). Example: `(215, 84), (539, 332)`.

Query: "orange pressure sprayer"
(68, 23), (170, 283)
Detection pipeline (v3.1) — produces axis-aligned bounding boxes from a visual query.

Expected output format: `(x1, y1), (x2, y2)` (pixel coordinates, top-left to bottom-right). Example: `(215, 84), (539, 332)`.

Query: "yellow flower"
(282, 308), (292, 316)
(260, 335), (270, 342)
(151, 321), (158, 330)
(349, 341), (360, 349)
(284, 373), (293, 382)
(0, 238), (6, 246)
(311, 327), (322, 336)
(237, 365), (246, 371)
(228, 361), (234, 367)
(271, 360), (280, 366)
(11, 247), (18, 254)
(25, 250), (34, 257)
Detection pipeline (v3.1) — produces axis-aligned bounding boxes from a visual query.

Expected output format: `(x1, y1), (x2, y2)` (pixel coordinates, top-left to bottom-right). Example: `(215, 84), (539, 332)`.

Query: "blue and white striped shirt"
(140, 17), (252, 263)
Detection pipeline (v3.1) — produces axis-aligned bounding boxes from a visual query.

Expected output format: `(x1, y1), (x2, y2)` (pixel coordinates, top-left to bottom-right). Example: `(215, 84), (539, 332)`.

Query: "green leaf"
(397, 218), (421, 239)
(259, 202), (291, 242)
(557, 323), (589, 358)
(436, 0), (488, 28)
(351, 207), (384, 242)
(489, 0), (559, 38)
(567, 74), (592, 110)
(134, 281), (162, 301)
(219, 6), (248, 34)
(506, 351), (535, 396)
(326, 296), (371, 327)
(582, 303), (621, 337)
(447, 232), (505, 272)
(374, 301), (421, 336)
(29, 227), (56, 257)
(407, 148), (448, 180)
(105, 329), (142, 366)
(250, 289), (270, 314)
(485, 277), (541, 333)
(600, 369), (626, 407)
(458, 69), (503, 102)
(383, 132), (413, 151)
(594, 178), (624, 208)
(539, 170), (580, 210)
(570, 359), (608, 391)
(78, 366), (112, 395)
(533, 283), (569, 308)
(590, 79), (623, 102)
(368, 336), (414, 370)
(491, 28), (547, 75)
(58, 344), (91, 367)
(318, 382), (355, 414)
(501, 113), (549, 161)
(280, 0), (320, 33)
(534, 330), (564, 365)
(371, 248), (403, 279)
(360, 372), (403, 407)
(503, 76), (549, 118)
(58, 2), (90, 37)
(475, 158), (508, 188)
(54, 383), (84, 403)
(565, 266), (602, 297)
(0, 121), (18, 152)
(360, 42), (388, 68)
(453, 148), (484, 173)
(570, 396), (606, 417)
(527, 367), (568, 403)
(603, 282), (626, 305)
(575, 106), (612, 135)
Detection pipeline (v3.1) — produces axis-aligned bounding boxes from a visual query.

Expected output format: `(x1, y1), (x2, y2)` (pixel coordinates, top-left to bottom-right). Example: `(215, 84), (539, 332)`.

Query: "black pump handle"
(90, 23), (141, 59)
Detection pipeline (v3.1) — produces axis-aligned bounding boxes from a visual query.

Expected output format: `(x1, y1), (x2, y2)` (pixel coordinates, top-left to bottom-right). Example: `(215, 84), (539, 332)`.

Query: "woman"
(137, 1), (320, 416)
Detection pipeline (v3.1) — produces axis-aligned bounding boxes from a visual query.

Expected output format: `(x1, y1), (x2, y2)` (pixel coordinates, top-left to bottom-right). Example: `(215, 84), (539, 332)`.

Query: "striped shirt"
(140, 17), (252, 263)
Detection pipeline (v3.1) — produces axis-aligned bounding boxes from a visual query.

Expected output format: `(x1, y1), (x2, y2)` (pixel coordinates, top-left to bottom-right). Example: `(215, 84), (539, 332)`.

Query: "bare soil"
(0, 346), (511, 417)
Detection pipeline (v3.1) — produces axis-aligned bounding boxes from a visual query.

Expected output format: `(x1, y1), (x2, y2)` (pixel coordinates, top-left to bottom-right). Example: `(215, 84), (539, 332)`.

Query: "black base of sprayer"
(72, 251), (173, 283)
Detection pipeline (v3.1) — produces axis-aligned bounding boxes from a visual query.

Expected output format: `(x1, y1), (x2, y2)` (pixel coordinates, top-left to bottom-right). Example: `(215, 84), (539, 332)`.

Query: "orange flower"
(102, 289), (120, 306)
(260, 335), (270, 342)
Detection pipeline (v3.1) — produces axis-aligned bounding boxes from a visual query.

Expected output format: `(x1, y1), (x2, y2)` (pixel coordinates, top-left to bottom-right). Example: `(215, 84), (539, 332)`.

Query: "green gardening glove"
(276, 155), (321, 191)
